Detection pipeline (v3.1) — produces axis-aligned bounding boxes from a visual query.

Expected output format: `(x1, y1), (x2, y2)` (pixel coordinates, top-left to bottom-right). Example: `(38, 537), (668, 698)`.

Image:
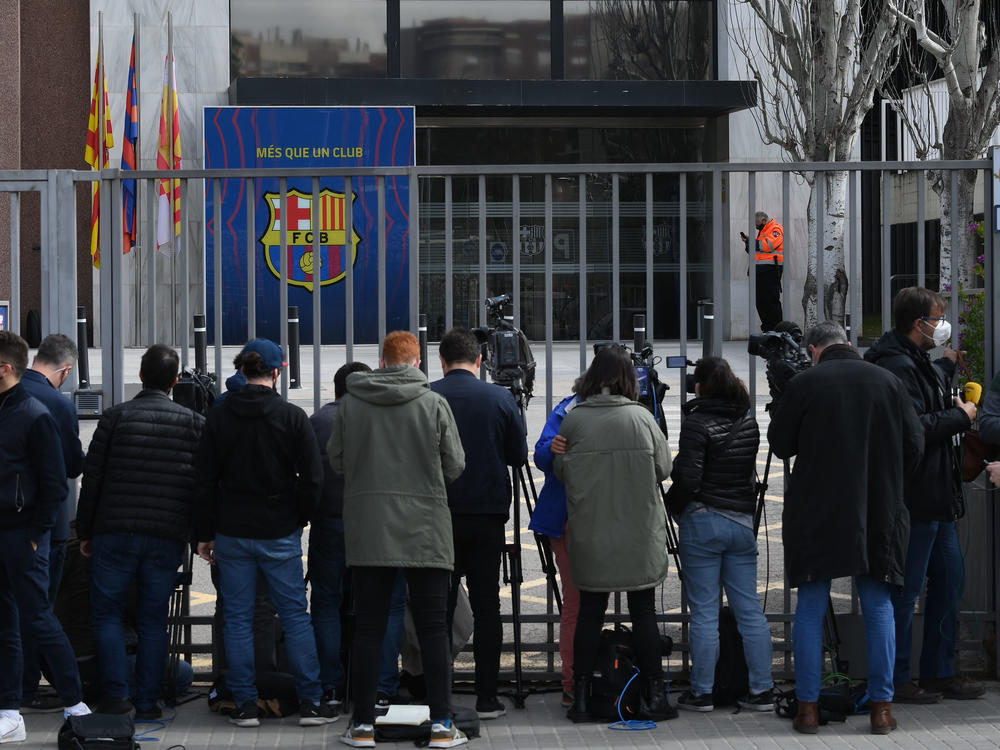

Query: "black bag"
(712, 606), (750, 706)
(588, 627), (642, 720)
(373, 705), (481, 745)
(57, 714), (138, 750)
(774, 681), (869, 723)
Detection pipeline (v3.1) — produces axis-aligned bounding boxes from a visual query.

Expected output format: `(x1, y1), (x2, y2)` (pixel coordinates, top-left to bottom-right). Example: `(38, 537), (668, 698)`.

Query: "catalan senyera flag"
(85, 47), (114, 268)
(121, 36), (139, 254)
(156, 54), (182, 254)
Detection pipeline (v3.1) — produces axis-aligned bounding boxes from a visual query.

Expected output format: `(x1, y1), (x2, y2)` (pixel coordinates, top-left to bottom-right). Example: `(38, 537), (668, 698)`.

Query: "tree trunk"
(937, 167), (979, 292)
(802, 170), (850, 329)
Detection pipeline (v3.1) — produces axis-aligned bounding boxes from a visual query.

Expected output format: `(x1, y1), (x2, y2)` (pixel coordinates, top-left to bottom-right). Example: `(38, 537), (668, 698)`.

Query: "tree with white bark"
(728, 0), (912, 327)
(882, 0), (1000, 292)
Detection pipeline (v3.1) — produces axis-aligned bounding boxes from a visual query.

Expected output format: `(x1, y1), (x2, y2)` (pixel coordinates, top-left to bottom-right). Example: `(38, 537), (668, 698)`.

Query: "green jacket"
(554, 394), (671, 592)
(328, 365), (465, 569)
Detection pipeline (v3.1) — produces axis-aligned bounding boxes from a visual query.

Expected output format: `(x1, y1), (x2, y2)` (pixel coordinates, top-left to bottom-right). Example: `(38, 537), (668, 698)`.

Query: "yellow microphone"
(964, 381), (983, 405)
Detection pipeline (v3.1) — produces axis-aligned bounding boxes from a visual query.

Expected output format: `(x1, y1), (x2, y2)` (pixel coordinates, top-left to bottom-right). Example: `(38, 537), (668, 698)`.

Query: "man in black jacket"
(865, 287), (983, 702)
(769, 321), (923, 735)
(19, 333), (86, 712)
(0, 331), (88, 745)
(194, 339), (334, 729)
(76, 344), (204, 719)
(431, 327), (528, 719)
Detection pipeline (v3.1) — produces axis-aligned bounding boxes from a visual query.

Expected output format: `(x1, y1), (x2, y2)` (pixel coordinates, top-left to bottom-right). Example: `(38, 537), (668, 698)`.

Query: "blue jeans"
(678, 507), (773, 695)
(214, 531), (322, 705)
(308, 517), (347, 692)
(892, 520), (962, 683)
(90, 533), (184, 709)
(795, 576), (894, 702)
(0, 526), (82, 709)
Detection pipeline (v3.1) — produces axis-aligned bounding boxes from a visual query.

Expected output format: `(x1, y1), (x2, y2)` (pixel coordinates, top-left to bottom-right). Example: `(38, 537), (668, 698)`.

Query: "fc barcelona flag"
(84, 46), (114, 268)
(156, 54), (182, 254)
(121, 36), (139, 254)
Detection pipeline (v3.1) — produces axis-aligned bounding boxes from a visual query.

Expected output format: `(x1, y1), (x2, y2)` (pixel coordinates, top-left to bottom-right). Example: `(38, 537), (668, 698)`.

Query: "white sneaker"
(340, 722), (376, 747)
(63, 702), (92, 719)
(0, 714), (26, 744)
(428, 720), (467, 748)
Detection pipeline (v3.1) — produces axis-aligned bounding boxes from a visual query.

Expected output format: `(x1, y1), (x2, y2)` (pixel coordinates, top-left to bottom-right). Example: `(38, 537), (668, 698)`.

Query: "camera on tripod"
(473, 294), (536, 400)
(747, 325), (811, 398)
(593, 341), (670, 438)
(172, 369), (217, 416)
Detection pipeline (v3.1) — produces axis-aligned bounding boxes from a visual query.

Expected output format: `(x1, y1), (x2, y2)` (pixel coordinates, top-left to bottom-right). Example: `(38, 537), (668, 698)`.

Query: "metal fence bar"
(38, 182), (50, 337)
(782, 172), (790, 312)
(180, 179), (190, 369)
(377, 176), (387, 344)
(612, 173), (620, 343)
(545, 174), (553, 416)
(949, 171), (960, 333)
(9, 192), (20, 335)
(445, 177), (454, 330)
(917, 171), (926, 288)
(213, 179), (224, 387)
(53, 171), (78, 346)
(247, 177), (256, 342)
(312, 176), (322, 413)
(512, 176), (521, 332)
(578, 174), (587, 372)
(679, 173), (688, 379)
(711, 170), (723, 355)
(882, 171), (892, 333)
(408, 167), (419, 335)
(147, 173), (157, 344)
(748, 172), (757, 404)
(279, 179), (289, 396)
(478, 175), (487, 329)
(816, 172), (826, 323)
(848, 170), (859, 346)
(645, 172), (654, 342)
(345, 175), (354, 363)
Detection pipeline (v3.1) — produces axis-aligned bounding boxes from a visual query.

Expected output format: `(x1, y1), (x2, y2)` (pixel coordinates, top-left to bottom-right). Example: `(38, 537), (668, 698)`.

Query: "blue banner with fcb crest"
(204, 106), (415, 344)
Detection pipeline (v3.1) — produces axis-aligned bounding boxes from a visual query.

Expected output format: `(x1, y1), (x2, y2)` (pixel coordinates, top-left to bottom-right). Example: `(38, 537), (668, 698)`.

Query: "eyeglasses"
(921, 315), (947, 323)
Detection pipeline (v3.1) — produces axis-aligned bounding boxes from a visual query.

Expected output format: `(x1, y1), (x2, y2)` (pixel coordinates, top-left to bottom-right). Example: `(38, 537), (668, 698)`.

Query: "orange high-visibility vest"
(755, 219), (784, 264)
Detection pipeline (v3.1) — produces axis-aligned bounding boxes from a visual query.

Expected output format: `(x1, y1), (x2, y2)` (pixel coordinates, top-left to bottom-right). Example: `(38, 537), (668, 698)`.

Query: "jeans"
(20, 531), (51, 699)
(549, 527), (580, 693)
(379, 571), (407, 696)
(308, 517), (347, 692)
(448, 515), (505, 699)
(574, 588), (661, 679)
(352, 567), (451, 725)
(795, 576), (894, 702)
(892, 520), (963, 683)
(90, 533), (184, 709)
(678, 507), (773, 696)
(0, 526), (82, 709)
(214, 530), (322, 705)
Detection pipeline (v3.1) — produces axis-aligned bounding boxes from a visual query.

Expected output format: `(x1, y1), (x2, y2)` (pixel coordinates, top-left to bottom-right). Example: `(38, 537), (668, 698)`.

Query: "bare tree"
(883, 1), (1000, 291)
(728, 0), (911, 326)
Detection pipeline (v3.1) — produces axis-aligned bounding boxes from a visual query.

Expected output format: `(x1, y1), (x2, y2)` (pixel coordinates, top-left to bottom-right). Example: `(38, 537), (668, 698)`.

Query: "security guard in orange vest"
(741, 211), (784, 331)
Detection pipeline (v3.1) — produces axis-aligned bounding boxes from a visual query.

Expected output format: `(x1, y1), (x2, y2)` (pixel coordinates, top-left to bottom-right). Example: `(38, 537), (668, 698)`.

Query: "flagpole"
(168, 11), (177, 346)
(134, 12), (142, 346)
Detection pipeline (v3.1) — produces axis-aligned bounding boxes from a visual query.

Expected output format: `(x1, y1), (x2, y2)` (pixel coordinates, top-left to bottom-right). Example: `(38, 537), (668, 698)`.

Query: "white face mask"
(923, 318), (952, 348)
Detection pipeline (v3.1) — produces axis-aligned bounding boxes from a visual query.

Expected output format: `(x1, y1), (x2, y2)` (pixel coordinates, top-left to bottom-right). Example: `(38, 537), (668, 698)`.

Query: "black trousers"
(573, 587), (662, 679)
(352, 566), (451, 724)
(755, 264), (784, 331)
(447, 514), (505, 699)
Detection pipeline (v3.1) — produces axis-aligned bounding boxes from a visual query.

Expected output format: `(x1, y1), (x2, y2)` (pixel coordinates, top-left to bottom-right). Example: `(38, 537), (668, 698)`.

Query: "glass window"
(564, 0), (713, 81)
(400, 0), (550, 79)
(231, 0), (387, 79)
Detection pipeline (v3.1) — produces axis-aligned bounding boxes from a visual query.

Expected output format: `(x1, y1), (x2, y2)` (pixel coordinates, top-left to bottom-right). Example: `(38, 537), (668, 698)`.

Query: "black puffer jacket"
(76, 389), (205, 544)
(667, 398), (759, 515)
(864, 330), (969, 522)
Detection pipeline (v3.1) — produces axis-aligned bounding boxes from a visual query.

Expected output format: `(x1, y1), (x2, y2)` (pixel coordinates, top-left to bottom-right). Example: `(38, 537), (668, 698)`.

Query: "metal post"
(419, 313), (428, 376)
(194, 314), (207, 375)
(633, 313), (646, 353)
(702, 300), (714, 361)
(76, 307), (90, 390)
(288, 306), (301, 389)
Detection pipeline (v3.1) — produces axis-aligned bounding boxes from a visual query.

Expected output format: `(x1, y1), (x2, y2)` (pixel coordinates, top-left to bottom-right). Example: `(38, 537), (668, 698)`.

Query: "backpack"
(588, 627), (642, 721)
(373, 705), (481, 745)
(57, 714), (138, 750)
(712, 606), (750, 706)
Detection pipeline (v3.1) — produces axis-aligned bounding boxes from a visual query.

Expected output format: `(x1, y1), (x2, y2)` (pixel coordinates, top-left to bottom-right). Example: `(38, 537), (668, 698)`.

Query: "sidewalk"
(16, 686), (1000, 749)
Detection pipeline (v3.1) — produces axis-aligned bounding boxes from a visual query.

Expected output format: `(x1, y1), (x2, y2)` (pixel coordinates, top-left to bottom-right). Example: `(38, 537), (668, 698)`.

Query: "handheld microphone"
(964, 381), (983, 405)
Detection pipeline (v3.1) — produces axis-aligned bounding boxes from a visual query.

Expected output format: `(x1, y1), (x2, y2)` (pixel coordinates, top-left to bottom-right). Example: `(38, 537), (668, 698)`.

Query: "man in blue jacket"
(431, 327), (528, 719)
(0, 331), (89, 745)
(19, 333), (85, 713)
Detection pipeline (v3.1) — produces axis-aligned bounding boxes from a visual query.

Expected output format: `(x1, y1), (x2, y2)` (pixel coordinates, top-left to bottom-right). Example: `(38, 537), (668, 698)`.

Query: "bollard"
(288, 306), (301, 389)
(633, 313), (646, 353)
(701, 299), (714, 360)
(76, 306), (90, 390)
(418, 313), (428, 376)
(845, 312), (853, 343)
(193, 314), (208, 375)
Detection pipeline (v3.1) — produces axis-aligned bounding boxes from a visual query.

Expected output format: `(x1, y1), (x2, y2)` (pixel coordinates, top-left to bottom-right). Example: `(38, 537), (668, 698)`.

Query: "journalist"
(666, 357), (773, 712)
(769, 321), (922, 734)
(553, 345), (673, 722)
(865, 286), (983, 702)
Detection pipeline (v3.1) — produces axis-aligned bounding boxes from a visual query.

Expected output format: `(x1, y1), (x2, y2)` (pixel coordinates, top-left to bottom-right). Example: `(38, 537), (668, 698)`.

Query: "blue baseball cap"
(240, 338), (287, 369)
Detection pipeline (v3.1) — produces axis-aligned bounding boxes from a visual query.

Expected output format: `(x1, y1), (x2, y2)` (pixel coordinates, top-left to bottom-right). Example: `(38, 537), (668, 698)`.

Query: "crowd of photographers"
(0, 282), (992, 745)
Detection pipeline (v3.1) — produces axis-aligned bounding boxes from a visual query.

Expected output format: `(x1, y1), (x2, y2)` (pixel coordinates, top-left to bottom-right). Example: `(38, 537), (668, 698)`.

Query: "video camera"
(747, 322), (810, 398)
(473, 294), (536, 402)
(173, 369), (217, 416)
(593, 341), (669, 438)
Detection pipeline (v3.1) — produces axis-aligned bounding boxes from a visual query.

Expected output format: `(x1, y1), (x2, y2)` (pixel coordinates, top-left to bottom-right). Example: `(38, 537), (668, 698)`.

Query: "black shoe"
(919, 676), (985, 700)
(96, 697), (135, 716)
(737, 690), (775, 712)
(475, 696), (507, 720)
(228, 700), (260, 728)
(299, 700), (339, 726)
(640, 676), (678, 721)
(20, 693), (64, 713)
(894, 680), (941, 704)
(567, 676), (597, 723)
(375, 691), (391, 715)
(134, 704), (162, 721)
(676, 690), (714, 712)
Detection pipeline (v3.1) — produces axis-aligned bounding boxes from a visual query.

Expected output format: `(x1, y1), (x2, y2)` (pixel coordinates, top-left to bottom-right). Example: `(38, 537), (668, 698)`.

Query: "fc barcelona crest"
(260, 189), (361, 292)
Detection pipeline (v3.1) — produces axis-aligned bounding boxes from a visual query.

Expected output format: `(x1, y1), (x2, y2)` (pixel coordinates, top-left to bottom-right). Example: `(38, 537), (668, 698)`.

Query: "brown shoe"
(869, 701), (897, 735)
(793, 700), (819, 734)
(893, 680), (941, 704)
(918, 676), (985, 700)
